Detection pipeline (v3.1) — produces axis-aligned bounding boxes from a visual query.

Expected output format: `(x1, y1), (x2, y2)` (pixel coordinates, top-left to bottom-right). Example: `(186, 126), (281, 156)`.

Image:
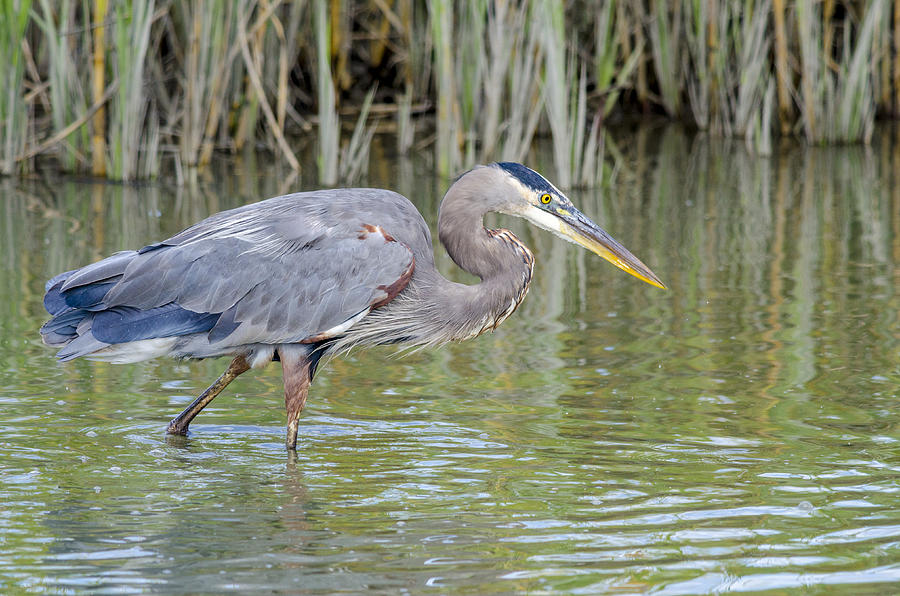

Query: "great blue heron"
(41, 163), (665, 449)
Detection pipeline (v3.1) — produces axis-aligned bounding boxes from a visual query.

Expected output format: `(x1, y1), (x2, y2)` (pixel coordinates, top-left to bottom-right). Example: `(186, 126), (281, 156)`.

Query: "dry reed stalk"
(398, 0), (413, 90)
(733, 0), (774, 152)
(369, 0), (392, 67)
(339, 85), (376, 182)
(180, 0), (237, 168)
(772, 0), (792, 134)
(330, 0), (350, 92)
(895, 0), (900, 115)
(107, 0), (155, 181)
(237, 1), (300, 172)
(91, 0), (107, 176)
(17, 79), (118, 162)
(627, 0), (650, 110)
(396, 88), (413, 153)
(258, 0), (289, 132)
(192, 0), (289, 164)
(457, 0), (487, 165)
(706, 0), (718, 126)
(20, 35), (49, 115)
(35, 0), (89, 171)
(195, 3), (240, 167)
(480, 0), (511, 157)
(235, 1), (262, 151)
(540, 0), (570, 186)
(796, 0), (817, 141)
(500, 3), (543, 162)
(833, 0), (883, 143)
(822, 0), (835, 71)
(880, 6), (891, 113)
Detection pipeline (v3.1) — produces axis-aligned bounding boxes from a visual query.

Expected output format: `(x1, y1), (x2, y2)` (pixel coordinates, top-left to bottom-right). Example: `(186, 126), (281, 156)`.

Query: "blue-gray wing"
(45, 191), (416, 353)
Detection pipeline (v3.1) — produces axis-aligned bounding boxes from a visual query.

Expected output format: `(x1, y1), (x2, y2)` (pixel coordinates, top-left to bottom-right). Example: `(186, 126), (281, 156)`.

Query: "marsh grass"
(177, 1), (239, 168)
(339, 85), (377, 184)
(396, 88), (414, 154)
(33, 0), (89, 172)
(594, 1), (641, 119)
(498, 4), (543, 162)
(1, 0), (32, 175)
(427, 0), (460, 177)
(107, 0), (155, 181)
(683, 0), (775, 152)
(795, 0), (884, 144)
(540, 0), (605, 188)
(4, 0), (899, 183)
(649, 0), (684, 118)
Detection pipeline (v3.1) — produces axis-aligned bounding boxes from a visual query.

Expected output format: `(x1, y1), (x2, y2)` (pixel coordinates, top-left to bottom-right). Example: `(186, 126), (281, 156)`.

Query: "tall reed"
(90, 0), (108, 176)
(829, 0), (883, 143)
(539, 0), (604, 187)
(34, 0), (90, 172)
(539, 0), (571, 186)
(648, 0), (684, 118)
(731, 1), (774, 139)
(339, 85), (377, 184)
(236, 1), (300, 171)
(796, 0), (885, 143)
(427, 0), (460, 177)
(479, 0), (511, 158)
(594, 0), (640, 118)
(456, 0), (487, 165)
(396, 88), (414, 154)
(682, 0), (774, 148)
(0, 0), (32, 176)
(107, 0), (156, 181)
(499, 2), (543, 162)
(177, 1), (238, 168)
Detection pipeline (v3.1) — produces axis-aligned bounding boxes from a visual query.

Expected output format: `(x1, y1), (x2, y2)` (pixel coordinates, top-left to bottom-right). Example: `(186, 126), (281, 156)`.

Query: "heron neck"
(432, 181), (534, 339)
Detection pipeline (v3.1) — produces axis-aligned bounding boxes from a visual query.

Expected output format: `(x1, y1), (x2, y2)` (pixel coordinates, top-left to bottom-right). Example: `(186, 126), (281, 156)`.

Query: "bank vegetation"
(0, 0), (894, 185)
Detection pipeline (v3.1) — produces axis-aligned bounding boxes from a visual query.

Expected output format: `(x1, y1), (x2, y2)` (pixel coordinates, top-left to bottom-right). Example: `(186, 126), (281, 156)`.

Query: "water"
(2, 128), (900, 594)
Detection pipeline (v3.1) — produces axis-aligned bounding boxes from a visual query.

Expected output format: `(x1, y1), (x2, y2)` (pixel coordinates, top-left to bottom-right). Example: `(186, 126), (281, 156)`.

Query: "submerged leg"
(166, 355), (251, 436)
(279, 346), (312, 450)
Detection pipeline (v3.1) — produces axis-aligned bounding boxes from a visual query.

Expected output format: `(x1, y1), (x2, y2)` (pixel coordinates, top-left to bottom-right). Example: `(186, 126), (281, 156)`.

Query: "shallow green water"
(2, 128), (900, 594)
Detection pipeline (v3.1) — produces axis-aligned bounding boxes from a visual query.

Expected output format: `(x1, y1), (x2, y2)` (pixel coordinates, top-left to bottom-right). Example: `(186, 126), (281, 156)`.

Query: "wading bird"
(41, 163), (665, 449)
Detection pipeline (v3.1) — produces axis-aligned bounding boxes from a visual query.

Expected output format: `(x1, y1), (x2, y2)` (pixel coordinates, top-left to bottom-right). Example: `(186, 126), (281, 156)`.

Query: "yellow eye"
(540, 193), (552, 204)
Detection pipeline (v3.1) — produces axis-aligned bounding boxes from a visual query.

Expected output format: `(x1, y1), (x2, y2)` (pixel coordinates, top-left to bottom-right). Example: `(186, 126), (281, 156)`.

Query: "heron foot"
(166, 418), (190, 436)
(164, 355), (250, 439)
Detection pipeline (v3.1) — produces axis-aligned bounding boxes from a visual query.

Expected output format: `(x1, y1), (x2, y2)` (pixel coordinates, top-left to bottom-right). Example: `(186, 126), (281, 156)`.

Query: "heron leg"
(166, 355), (251, 436)
(279, 346), (312, 450)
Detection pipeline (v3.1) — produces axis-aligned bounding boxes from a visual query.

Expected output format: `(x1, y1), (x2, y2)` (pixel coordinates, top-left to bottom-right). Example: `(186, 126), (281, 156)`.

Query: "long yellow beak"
(558, 206), (667, 289)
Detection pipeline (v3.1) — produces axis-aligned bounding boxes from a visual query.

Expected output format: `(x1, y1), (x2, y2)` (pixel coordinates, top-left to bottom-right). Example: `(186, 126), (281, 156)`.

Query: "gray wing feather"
(100, 190), (416, 346)
(60, 250), (137, 291)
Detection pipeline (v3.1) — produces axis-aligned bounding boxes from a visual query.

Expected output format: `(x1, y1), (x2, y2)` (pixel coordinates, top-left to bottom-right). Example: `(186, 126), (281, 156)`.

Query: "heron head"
(491, 162), (666, 289)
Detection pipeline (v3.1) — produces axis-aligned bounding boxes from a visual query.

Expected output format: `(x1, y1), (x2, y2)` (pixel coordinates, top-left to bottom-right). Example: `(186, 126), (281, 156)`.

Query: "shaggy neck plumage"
(330, 167), (535, 351)
(427, 168), (534, 340)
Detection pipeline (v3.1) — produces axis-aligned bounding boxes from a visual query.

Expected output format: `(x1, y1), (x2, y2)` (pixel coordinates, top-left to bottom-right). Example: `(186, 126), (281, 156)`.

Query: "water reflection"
(1, 128), (899, 593)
